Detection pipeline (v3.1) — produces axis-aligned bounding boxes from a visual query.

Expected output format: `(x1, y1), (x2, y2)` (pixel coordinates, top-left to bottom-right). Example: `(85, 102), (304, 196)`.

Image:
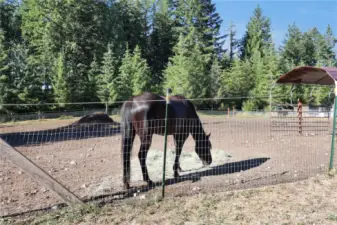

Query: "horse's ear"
(207, 133), (211, 138)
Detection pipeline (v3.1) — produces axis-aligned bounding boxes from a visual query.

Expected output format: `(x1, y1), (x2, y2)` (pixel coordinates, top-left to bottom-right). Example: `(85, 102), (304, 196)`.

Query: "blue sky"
(214, 0), (337, 49)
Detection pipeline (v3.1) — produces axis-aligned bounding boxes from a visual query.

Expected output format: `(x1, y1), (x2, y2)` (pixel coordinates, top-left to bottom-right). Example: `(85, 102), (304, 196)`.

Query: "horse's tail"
(120, 99), (135, 190)
(121, 100), (133, 139)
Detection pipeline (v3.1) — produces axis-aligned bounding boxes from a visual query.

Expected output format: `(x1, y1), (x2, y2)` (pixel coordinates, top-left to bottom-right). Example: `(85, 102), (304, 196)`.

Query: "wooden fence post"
(0, 138), (84, 206)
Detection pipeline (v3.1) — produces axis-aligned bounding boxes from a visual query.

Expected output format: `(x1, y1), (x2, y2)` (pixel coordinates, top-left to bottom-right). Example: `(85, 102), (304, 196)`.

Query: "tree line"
(0, 0), (336, 113)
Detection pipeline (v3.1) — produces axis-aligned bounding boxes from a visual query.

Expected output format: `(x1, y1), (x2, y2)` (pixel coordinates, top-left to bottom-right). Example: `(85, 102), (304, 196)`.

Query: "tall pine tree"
(0, 29), (11, 110)
(52, 50), (69, 106)
(148, 0), (174, 92)
(240, 5), (272, 60)
(164, 33), (211, 99)
(96, 43), (120, 103)
(118, 46), (134, 100)
(131, 45), (152, 95)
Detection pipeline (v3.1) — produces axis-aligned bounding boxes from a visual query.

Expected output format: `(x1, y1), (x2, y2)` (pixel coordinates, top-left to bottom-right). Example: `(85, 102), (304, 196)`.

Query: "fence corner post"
(162, 88), (171, 198)
(329, 84), (337, 172)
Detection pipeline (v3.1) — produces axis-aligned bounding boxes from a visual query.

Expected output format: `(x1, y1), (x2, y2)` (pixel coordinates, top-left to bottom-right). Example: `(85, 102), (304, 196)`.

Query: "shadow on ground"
(0, 157), (270, 218)
(0, 123), (121, 147)
(87, 157), (270, 204)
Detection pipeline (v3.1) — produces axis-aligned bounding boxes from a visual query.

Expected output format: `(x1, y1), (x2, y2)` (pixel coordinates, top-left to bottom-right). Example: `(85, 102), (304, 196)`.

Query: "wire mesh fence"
(0, 100), (335, 217)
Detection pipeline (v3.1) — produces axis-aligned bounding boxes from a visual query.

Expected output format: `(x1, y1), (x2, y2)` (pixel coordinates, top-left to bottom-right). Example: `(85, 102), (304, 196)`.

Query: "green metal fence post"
(162, 88), (171, 198)
(329, 84), (337, 172)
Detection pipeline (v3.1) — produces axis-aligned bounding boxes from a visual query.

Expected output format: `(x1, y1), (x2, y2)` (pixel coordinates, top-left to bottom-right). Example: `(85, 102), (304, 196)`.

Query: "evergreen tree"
(301, 29), (317, 66)
(172, 0), (225, 59)
(148, 0), (174, 92)
(279, 23), (304, 67)
(311, 26), (336, 106)
(0, 0), (22, 47)
(0, 29), (10, 109)
(115, 0), (149, 57)
(195, 0), (226, 57)
(118, 46), (134, 100)
(240, 5), (272, 60)
(218, 58), (252, 109)
(164, 34), (190, 95)
(20, 0), (56, 84)
(0, 0), (335, 113)
(209, 57), (222, 98)
(163, 34), (191, 96)
(131, 45), (152, 95)
(21, 0), (109, 102)
(52, 51), (69, 105)
(323, 25), (336, 66)
(228, 21), (238, 63)
(97, 43), (120, 103)
(87, 55), (100, 102)
(245, 46), (280, 110)
(189, 41), (211, 99)
(221, 21), (238, 68)
(7, 42), (33, 104)
(164, 33), (210, 99)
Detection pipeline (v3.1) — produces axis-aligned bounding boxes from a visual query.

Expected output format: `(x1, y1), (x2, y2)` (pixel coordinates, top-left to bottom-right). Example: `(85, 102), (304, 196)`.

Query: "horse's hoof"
(123, 182), (130, 190)
(147, 180), (155, 187)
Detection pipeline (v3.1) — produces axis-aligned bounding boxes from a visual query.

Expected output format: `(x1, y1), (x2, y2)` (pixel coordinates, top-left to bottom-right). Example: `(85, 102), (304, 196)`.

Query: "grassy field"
(1, 174), (337, 225)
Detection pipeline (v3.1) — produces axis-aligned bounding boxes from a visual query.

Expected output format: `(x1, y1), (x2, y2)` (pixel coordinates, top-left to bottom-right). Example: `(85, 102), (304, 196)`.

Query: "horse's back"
(127, 92), (166, 120)
(123, 92), (199, 135)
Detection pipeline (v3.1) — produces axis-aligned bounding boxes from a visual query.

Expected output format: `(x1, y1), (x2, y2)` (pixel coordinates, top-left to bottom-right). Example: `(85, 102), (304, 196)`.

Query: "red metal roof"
(276, 66), (337, 86)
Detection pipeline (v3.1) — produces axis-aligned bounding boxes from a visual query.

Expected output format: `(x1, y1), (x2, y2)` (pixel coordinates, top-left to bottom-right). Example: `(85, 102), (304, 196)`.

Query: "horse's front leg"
(173, 146), (182, 178)
(138, 135), (154, 186)
(173, 134), (188, 178)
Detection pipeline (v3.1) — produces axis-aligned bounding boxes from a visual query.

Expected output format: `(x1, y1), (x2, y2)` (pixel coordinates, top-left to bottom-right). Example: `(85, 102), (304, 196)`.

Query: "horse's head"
(195, 133), (212, 166)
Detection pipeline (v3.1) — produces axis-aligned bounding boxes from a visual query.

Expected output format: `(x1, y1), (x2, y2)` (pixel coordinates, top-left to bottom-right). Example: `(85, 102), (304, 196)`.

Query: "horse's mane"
(131, 92), (192, 107)
(171, 95), (186, 100)
(169, 95), (192, 106)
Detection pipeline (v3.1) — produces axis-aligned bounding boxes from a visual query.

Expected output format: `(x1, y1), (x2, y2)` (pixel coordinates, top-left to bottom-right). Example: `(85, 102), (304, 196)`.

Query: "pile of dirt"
(74, 112), (117, 125)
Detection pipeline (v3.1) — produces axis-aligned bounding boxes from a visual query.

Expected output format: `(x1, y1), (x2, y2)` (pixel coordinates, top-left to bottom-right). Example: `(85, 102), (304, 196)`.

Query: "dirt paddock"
(0, 115), (335, 218)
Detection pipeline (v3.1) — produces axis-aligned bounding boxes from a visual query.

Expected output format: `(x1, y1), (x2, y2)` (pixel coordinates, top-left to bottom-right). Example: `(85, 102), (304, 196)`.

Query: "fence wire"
(0, 107), (334, 217)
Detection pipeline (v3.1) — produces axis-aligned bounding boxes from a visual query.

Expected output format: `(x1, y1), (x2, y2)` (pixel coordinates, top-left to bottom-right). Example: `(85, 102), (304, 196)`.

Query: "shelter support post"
(290, 85), (296, 106)
(328, 88), (334, 119)
(269, 83), (276, 115)
(329, 82), (337, 172)
(297, 99), (302, 134)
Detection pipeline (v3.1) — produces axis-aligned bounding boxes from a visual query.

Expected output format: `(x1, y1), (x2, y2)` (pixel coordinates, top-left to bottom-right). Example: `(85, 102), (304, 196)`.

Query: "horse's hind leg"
(122, 132), (135, 190)
(173, 133), (188, 178)
(139, 134), (154, 186)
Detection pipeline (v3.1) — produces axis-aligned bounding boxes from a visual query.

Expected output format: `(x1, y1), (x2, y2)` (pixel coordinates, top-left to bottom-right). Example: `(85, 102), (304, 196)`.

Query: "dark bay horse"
(120, 92), (212, 190)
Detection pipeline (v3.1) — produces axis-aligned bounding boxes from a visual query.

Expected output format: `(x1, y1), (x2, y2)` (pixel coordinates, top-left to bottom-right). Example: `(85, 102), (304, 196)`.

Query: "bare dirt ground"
(0, 115), (335, 218)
